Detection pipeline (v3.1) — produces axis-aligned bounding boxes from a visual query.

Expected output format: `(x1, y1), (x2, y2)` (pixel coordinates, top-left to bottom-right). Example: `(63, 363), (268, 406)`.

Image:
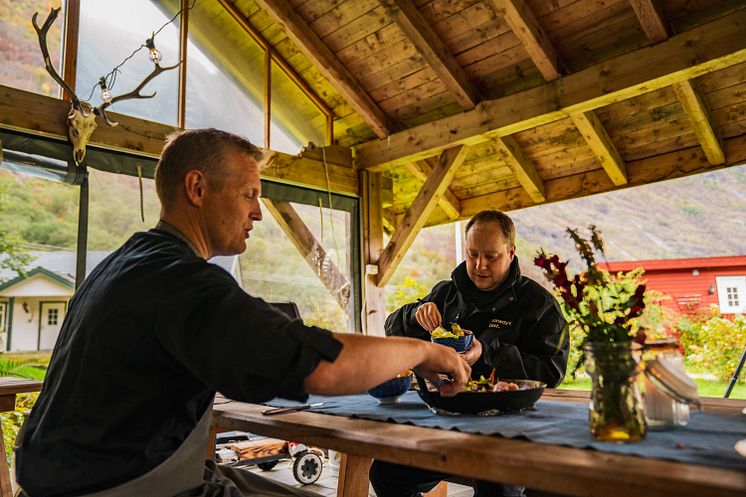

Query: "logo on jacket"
(489, 318), (513, 329)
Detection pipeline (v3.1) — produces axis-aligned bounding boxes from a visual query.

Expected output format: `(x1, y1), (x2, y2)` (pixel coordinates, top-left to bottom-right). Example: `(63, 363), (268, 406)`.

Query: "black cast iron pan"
(415, 375), (546, 414)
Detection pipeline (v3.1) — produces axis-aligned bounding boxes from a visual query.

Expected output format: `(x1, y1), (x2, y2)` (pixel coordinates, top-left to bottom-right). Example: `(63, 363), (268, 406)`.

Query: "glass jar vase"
(584, 341), (647, 443)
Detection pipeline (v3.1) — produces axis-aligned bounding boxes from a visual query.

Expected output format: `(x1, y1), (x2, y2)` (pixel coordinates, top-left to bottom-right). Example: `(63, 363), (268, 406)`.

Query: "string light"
(84, 0), (196, 102)
(99, 77), (112, 104)
(145, 35), (162, 65)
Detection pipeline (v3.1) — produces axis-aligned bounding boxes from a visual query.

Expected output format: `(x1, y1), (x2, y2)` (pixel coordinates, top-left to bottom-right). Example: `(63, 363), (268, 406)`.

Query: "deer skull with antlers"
(33, 7), (180, 164)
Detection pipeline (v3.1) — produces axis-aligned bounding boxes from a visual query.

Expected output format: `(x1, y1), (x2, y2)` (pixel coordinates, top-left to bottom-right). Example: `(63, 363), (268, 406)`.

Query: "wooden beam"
(262, 199), (351, 311)
(404, 158), (461, 219)
(253, 0), (390, 138)
(0, 85), (389, 197)
(629, 0), (670, 44)
(359, 170), (386, 335)
(381, 0), (480, 109)
(61, 0), (80, 101)
(570, 111), (628, 186)
(672, 79), (725, 165)
(354, 10), (746, 171)
(494, 135), (545, 202)
(376, 146), (469, 287)
(419, 135), (746, 226)
(491, 0), (560, 81)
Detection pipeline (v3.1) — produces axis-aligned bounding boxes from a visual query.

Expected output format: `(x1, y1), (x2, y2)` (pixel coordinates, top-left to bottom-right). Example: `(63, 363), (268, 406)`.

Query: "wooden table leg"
(337, 453), (372, 497)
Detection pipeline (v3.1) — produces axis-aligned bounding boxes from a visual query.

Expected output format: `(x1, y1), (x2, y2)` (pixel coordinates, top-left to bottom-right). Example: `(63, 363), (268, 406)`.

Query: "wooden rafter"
(629, 0), (670, 44)
(376, 146), (470, 287)
(494, 136), (545, 202)
(672, 80), (725, 165)
(404, 158), (461, 219)
(570, 111), (628, 186)
(253, 0), (390, 138)
(354, 10), (746, 171)
(491, 0), (560, 81)
(262, 199), (351, 310)
(381, 0), (480, 109)
(416, 135), (746, 227)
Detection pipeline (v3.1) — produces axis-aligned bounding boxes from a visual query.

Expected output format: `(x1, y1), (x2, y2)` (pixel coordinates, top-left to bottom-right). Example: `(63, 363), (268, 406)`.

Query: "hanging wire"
(136, 162), (145, 223)
(84, 0), (197, 101)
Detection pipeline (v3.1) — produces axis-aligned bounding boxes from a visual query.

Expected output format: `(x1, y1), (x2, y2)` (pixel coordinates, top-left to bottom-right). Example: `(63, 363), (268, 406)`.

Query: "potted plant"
(535, 226), (647, 443)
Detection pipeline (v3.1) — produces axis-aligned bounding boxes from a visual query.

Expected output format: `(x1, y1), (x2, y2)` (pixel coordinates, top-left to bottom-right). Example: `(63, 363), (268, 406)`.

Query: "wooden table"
(0, 378), (43, 497)
(212, 390), (746, 497)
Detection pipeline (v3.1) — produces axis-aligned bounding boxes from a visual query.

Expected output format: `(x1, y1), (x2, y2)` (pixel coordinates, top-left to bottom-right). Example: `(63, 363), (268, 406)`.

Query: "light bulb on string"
(145, 35), (162, 65)
(99, 77), (112, 104)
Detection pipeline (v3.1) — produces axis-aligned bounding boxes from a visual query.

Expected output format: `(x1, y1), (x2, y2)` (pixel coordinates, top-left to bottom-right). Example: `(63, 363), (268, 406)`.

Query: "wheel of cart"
(287, 442), (323, 485)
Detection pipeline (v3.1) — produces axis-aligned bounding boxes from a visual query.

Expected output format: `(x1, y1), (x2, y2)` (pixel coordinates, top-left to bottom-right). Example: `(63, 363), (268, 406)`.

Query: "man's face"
(465, 221), (515, 291)
(203, 150), (263, 256)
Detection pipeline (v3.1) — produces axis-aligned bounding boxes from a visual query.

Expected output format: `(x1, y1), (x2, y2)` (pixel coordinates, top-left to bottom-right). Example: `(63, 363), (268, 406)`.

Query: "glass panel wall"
(270, 61), (323, 154)
(76, 0), (180, 125)
(0, 0), (64, 96)
(86, 168), (160, 250)
(240, 185), (358, 332)
(183, 0), (265, 144)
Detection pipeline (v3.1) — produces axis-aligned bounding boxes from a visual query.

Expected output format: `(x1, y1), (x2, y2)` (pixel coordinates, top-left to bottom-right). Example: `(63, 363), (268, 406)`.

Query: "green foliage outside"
(0, 182), (34, 278)
(0, 354), (48, 463)
(678, 309), (746, 383)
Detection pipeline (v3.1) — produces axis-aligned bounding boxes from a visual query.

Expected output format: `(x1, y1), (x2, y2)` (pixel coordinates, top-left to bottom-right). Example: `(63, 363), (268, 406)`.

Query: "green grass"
(559, 375), (746, 399)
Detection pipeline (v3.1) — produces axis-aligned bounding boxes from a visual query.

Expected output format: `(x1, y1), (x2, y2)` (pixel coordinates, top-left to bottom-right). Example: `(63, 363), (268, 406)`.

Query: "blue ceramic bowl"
(431, 334), (474, 353)
(368, 374), (413, 404)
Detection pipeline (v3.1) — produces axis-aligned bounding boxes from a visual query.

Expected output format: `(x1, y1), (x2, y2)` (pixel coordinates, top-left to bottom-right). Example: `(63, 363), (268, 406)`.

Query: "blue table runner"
(268, 391), (746, 471)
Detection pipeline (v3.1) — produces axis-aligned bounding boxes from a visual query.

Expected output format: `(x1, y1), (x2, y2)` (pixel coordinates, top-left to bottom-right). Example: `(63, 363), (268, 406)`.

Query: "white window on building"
(716, 276), (746, 313)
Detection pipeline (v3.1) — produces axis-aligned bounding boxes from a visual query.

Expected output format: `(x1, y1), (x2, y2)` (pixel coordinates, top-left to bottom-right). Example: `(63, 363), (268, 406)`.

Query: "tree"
(0, 182), (34, 280)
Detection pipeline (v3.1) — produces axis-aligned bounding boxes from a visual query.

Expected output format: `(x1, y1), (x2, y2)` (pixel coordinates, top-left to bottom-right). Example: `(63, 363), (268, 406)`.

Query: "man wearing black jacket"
(370, 209), (569, 497)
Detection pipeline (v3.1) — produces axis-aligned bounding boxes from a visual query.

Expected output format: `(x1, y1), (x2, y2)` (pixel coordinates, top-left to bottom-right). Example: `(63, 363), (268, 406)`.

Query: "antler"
(32, 8), (84, 113)
(95, 61), (181, 126)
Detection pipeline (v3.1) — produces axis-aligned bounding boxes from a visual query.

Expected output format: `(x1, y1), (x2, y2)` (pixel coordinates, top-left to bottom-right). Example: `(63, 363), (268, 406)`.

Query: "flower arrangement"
(535, 226), (649, 442)
(534, 225), (647, 349)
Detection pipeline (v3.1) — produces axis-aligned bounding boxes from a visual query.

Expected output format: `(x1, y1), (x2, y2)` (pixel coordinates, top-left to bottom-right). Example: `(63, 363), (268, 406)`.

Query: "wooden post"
(360, 171), (386, 336)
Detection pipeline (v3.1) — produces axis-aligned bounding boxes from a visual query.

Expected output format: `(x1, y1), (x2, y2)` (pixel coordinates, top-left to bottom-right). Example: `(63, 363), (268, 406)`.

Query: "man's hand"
(415, 302), (442, 332)
(413, 342), (470, 397)
(460, 331), (482, 366)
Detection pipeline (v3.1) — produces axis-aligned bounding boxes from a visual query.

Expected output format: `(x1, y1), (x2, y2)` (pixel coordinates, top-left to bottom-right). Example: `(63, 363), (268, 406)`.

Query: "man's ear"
(509, 244), (516, 259)
(183, 170), (206, 206)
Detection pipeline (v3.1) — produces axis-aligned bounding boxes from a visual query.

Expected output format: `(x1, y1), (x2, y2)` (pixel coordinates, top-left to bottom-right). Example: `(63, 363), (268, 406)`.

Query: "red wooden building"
(600, 256), (746, 316)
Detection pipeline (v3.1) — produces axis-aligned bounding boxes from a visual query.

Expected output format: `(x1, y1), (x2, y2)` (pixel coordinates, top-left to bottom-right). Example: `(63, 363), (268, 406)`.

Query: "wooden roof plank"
(354, 9), (746, 171)
(570, 110), (629, 186)
(672, 79), (726, 165)
(376, 145), (470, 287)
(253, 0), (391, 138)
(629, 0), (671, 44)
(381, 0), (480, 109)
(262, 198), (350, 310)
(490, 0), (561, 81)
(494, 135), (546, 202)
(418, 134), (746, 227)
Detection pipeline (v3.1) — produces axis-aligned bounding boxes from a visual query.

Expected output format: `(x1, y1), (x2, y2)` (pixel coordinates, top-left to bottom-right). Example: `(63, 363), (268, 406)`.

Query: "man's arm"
(385, 281), (450, 339)
(304, 334), (470, 397)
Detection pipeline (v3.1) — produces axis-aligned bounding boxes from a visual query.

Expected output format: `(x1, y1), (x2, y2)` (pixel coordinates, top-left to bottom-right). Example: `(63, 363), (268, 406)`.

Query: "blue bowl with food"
(431, 333), (474, 353)
(368, 371), (413, 404)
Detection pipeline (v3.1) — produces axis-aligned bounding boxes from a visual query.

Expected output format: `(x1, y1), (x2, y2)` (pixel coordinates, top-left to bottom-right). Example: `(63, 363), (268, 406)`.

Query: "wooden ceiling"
(221, 0), (745, 234)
